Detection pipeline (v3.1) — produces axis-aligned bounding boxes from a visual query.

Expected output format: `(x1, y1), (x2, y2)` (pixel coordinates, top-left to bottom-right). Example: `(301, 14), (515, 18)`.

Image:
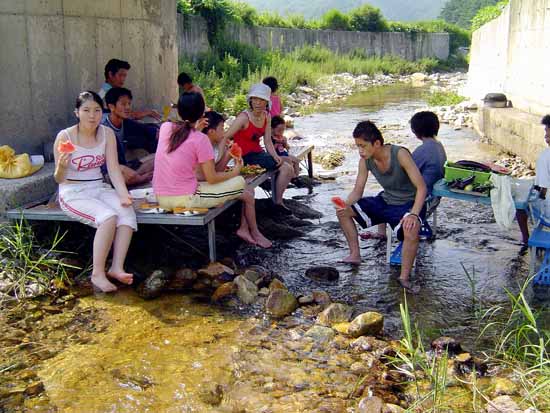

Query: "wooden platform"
(6, 145), (314, 262)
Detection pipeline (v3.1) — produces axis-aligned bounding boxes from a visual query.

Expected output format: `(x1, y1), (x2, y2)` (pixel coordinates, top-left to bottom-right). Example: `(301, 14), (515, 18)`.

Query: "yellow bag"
(0, 145), (15, 163)
(0, 153), (33, 179)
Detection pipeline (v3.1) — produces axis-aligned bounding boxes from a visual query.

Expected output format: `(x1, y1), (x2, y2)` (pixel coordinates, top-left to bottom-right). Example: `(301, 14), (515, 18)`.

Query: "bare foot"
(341, 255), (361, 265)
(107, 269), (133, 285)
(236, 228), (257, 245)
(91, 274), (118, 292)
(251, 232), (272, 248)
(398, 277), (419, 293)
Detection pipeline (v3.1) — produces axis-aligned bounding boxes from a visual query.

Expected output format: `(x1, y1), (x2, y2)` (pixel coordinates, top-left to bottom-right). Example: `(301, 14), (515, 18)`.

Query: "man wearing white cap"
(225, 83), (295, 215)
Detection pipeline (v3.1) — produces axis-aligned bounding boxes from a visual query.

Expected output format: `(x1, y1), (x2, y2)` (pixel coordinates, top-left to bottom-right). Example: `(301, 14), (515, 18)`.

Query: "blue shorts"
(351, 193), (425, 240)
(243, 151), (278, 171)
(276, 149), (289, 157)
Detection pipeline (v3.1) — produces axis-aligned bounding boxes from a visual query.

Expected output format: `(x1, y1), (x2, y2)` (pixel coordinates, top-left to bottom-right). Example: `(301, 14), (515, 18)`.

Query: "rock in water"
(348, 312), (384, 338)
(357, 396), (384, 413)
(304, 325), (335, 345)
(165, 268), (196, 292)
(233, 275), (258, 305)
(316, 303), (353, 327)
(265, 289), (298, 318)
(211, 282), (236, 302)
(136, 270), (168, 299)
(305, 266), (339, 282)
(431, 336), (463, 355)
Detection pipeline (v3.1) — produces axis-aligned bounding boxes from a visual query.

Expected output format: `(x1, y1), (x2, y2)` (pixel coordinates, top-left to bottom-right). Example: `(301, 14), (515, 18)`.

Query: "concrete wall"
(466, 0), (550, 116)
(178, 14), (449, 61)
(0, 0), (179, 155)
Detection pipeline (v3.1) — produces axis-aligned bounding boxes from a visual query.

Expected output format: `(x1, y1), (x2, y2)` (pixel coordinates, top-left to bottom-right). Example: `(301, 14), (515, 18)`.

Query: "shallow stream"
(2, 83), (548, 412)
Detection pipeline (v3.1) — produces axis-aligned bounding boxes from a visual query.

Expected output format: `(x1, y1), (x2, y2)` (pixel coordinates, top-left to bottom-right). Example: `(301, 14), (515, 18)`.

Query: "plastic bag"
(490, 173), (515, 229)
(0, 145), (15, 163)
(0, 153), (32, 179)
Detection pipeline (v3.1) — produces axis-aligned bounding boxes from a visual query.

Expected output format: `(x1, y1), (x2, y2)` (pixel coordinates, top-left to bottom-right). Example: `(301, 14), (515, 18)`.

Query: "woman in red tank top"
(225, 83), (294, 213)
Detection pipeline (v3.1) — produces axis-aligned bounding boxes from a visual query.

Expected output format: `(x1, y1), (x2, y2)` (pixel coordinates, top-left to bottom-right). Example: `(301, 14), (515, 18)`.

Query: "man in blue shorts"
(335, 120), (427, 289)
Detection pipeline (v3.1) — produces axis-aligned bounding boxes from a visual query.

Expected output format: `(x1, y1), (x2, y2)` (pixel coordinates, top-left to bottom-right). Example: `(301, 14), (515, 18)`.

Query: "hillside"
(239, 0), (448, 22)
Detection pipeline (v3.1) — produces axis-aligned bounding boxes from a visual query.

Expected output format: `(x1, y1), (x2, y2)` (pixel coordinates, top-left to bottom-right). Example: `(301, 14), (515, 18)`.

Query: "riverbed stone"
(242, 269), (261, 283)
(298, 294), (314, 305)
(233, 275), (258, 305)
(136, 270), (168, 300)
(211, 282), (236, 302)
(165, 268), (196, 291)
(431, 336), (462, 355)
(348, 312), (384, 338)
(492, 377), (519, 396)
(312, 290), (331, 307)
(486, 395), (522, 413)
(316, 303), (353, 327)
(383, 404), (406, 413)
(357, 396), (384, 413)
(284, 199), (323, 219)
(269, 278), (287, 291)
(198, 262), (234, 278)
(332, 322), (350, 335)
(265, 289), (298, 318)
(305, 266), (339, 282)
(198, 382), (223, 406)
(313, 149), (345, 169)
(24, 381), (44, 396)
(304, 325), (336, 345)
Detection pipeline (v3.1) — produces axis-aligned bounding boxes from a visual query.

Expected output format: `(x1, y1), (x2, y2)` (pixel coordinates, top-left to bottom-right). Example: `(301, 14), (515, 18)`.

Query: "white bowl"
(129, 188), (155, 201)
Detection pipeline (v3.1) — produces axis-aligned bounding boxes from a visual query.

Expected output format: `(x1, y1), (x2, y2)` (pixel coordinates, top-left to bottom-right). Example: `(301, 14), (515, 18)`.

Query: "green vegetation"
(387, 273), (550, 411)
(426, 90), (465, 106)
(178, 0), (470, 55)
(180, 42), (440, 114)
(440, 0), (502, 29)
(471, 0), (509, 31)
(0, 220), (78, 300)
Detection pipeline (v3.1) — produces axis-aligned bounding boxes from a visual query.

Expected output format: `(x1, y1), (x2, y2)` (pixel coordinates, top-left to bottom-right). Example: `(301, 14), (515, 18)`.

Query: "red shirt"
(233, 112), (267, 156)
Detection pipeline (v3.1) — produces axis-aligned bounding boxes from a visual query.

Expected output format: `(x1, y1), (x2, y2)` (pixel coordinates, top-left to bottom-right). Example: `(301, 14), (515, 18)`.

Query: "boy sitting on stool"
(335, 121), (427, 290)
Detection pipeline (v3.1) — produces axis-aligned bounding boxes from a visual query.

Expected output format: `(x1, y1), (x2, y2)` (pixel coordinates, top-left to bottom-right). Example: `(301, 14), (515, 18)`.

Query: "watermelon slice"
(229, 143), (242, 159)
(58, 140), (76, 154)
(331, 197), (346, 208)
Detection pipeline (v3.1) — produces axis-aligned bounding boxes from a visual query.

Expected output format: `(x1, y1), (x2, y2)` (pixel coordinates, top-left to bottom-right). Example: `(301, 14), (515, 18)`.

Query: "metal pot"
(483, 93), (508, 108)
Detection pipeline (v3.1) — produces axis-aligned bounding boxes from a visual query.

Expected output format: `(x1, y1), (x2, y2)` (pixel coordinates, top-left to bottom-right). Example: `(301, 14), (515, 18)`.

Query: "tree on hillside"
(439, 0), (499, 29)
(349, 4), (388, 31)
(320, 9), (352, 31)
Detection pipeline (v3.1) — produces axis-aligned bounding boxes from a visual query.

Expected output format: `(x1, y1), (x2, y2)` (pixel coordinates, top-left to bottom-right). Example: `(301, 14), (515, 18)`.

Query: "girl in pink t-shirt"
(263, 76), (282, 117)
(153, 92), (245, 210)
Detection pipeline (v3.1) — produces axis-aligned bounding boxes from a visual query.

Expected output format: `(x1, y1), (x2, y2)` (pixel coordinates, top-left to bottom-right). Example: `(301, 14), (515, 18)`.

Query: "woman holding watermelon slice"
(54, 91), (137, 293)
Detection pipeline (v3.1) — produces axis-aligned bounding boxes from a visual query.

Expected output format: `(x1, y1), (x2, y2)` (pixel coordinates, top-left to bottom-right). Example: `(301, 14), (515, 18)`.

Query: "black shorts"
(243, 151), (278, 171)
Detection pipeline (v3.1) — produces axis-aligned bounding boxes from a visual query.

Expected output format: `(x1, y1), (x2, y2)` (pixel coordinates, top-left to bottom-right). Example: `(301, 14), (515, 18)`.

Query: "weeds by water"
(426, 90), (466, 107)
(0, 219), (78, 301)
(180, 43), (442, 114)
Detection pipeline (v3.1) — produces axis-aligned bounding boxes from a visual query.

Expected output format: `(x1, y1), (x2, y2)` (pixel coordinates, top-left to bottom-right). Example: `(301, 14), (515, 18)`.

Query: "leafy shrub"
(471, 0), (509, 31)
(349, 4), (388, 32)
(426, 91), (465, 106)
(231, 1), (258, 26)
(319, 9), (352, 31)
(388, 20), (471, 53)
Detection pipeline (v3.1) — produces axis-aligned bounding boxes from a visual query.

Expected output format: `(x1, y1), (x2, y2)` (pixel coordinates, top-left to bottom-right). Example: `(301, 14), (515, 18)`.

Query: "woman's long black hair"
(168, 92), (205, 153)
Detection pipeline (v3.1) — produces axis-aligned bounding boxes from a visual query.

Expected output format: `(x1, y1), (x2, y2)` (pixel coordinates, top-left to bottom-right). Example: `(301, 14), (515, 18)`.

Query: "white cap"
(247, 83), (272, 110)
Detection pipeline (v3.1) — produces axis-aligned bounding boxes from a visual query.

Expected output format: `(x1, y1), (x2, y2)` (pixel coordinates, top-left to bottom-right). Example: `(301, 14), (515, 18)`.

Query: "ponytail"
(167, 120), (193, 153)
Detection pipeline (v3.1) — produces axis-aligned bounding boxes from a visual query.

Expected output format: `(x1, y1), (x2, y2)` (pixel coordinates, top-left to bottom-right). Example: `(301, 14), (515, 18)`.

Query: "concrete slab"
(122, 19), (146, 109)
(63, 0), (121, 19)
(28, 15), (67, 145)
(0, 1), (24, 13)
(0, 15), (34, 154)
(476, 107), (546, 168)
(0, 163), (56, 216)
(64, 16), (97, 110)
(24, 0), (62, 16)
(96, 18), (124, 86)
(121, 0), (143, 19)
(142, 0), (161, 22)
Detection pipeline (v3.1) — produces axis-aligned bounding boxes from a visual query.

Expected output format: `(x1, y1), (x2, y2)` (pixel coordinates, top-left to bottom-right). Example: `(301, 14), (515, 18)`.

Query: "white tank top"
(63, 126), (106, 181)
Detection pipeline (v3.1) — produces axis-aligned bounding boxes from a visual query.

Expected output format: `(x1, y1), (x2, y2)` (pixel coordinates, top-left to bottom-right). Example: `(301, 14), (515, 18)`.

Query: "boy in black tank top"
(334, 121), (427, 290)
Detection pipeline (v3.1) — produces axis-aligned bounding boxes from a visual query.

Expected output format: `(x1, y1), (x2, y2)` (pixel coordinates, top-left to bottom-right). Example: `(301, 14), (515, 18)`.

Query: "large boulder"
(348, 312), (384, 338)
(165, 268), (196, 292)
(265, 289), (298, 318)
(305, 266), (339, 282)
(316, 303), (353, 327)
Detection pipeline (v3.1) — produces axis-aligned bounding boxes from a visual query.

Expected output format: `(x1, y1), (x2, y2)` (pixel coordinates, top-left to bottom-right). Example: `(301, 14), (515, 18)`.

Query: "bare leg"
(399, 225), (420, 286)
(136, 157), (154, 175)
(275, 162), (294, 205)
(241, 189), (272, 248)
(91, 217), (118, 292)
(516, 209), (529, 244)
(337, 210), (361, 264)
(107, 225), (134, 285)
(236, 190), (257, 245)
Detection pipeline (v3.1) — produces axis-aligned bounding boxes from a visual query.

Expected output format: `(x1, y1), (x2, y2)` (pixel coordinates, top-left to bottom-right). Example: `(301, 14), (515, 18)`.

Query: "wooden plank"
(289, 145), (314, 160)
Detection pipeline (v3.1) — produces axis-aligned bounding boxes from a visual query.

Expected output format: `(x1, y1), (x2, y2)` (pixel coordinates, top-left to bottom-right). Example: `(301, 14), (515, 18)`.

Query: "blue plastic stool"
(527, 224), (550, 286)
(388, 222), (432, 266)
